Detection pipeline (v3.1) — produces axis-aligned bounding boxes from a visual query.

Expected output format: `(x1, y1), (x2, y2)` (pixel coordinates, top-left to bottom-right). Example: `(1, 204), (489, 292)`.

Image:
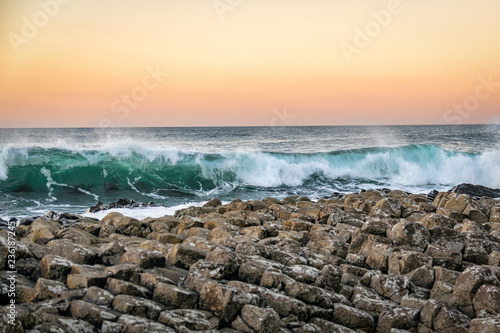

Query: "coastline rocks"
(87, 198), (164, 213)
(4, 190), (500, 332)
(451, 183), (500, 198)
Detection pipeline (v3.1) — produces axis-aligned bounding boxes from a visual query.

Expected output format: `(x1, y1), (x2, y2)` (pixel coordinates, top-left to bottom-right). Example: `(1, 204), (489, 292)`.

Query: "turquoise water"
(1, 125), (499, 218)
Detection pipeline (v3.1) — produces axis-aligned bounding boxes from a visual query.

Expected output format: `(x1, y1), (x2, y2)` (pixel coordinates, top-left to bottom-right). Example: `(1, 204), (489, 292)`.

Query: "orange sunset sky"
(0, 0), (499, 127)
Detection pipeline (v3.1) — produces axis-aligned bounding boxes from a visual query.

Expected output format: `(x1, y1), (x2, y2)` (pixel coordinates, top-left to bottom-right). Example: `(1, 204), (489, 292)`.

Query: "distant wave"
(1, 143), (499, 202)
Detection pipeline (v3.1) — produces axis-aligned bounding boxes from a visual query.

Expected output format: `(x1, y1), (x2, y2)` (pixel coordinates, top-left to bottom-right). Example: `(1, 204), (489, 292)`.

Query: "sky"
(0, 0), (499, 127)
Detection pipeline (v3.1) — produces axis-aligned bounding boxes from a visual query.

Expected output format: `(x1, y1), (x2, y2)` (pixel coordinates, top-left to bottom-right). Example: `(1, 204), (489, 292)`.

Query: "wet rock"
(451, 183), (500, 198)
(204, 198), (222, 208)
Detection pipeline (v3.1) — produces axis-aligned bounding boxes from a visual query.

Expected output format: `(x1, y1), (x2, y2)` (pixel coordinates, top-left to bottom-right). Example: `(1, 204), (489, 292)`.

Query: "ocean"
(0, 125), (499, 220)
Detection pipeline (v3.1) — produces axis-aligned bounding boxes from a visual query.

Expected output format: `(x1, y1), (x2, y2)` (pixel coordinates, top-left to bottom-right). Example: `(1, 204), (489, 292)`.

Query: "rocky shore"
(1, 189), (500, 333)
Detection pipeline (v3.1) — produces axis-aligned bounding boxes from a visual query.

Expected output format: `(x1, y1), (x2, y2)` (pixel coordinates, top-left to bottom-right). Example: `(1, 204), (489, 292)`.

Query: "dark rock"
(260, 290), (308, 321)
(427, 190), (439, 203)
(30, 278), (68, 302)
(120, 247), (166, 269)
(112, 294), (165, 320)
(83, 286), (115, 306)
(332, 303), (374, 332)
(67, 271), (112, 289)
(231, 304), (281, 333)
(105, 278), (151, 298)
(116, 314), (174, 332)
(451, 183), (500, 198)
(158, 309), (220, 331)
(69, 300), (119, 327)
(152, 283), (198, 309)
(377, 307), (419, 332)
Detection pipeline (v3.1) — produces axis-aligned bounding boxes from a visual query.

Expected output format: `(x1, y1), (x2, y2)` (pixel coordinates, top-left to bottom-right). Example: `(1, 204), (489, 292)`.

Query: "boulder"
(198, 280), (255, 326)
(377, 307), (420, 332)
(105, 278), (151, 298)
(116, 314), (174, 332)
(389, 220), (430, 250)
(24, 218), (61, 244)
(452, 266), (499, 317)
(112, 294), (165, 320)
(231, 305), (281, 333)
(158, 309), (220, 331)
(83, 286), (115, 306)
(472, 284), (500, 318)
(451, 183), (500, 198)
(260, 290), (308, 321)
(152, 283), (198, 309)
(469, 318), (500, 333)
(30, 278), (68, 302)
(40, 255), (74, 282)
(166, 244), (208, 269)
(332, 303), (375, 332)
(120, 247), (166, 269)
(69, 300), (119, 327)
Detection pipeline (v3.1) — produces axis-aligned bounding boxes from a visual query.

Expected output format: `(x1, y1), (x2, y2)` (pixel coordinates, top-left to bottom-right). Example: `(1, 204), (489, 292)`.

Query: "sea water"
(0, 125), (499, 219)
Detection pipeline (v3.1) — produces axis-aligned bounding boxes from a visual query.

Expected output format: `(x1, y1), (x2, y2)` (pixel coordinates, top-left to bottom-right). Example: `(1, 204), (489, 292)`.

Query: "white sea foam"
(83, 202), (206, 220)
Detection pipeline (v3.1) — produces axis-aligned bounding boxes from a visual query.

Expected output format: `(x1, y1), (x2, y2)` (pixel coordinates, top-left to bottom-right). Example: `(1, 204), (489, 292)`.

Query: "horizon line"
(0, 123), (497, 130)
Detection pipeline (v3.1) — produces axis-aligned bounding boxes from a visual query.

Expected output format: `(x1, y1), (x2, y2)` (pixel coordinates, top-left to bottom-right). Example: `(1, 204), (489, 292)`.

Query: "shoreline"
(1, 187), (500, 331)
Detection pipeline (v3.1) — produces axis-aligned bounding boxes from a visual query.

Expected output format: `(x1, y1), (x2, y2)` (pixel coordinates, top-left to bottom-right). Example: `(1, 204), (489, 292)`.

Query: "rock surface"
(1, 190), (500, 332)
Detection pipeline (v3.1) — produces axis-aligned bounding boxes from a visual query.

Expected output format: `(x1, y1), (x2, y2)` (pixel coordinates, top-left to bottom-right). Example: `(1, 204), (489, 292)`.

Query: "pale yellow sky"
(0, 0), (499, 127)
